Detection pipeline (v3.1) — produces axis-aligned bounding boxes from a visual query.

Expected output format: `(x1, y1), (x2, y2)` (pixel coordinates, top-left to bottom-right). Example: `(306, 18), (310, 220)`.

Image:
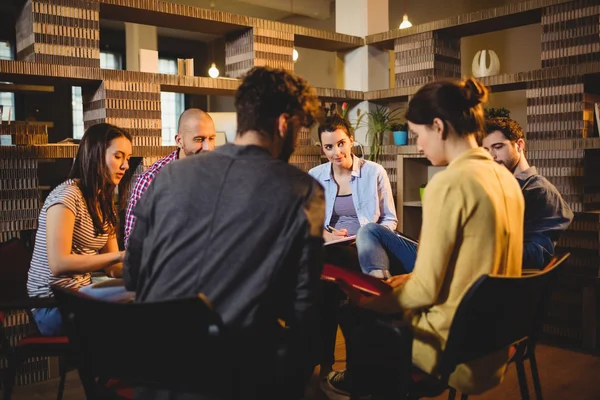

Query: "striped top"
(27, 180), (109, 297)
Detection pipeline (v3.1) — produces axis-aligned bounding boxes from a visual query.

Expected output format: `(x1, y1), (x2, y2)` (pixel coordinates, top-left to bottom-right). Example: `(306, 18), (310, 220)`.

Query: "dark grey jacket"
(124, 143), (325, 335)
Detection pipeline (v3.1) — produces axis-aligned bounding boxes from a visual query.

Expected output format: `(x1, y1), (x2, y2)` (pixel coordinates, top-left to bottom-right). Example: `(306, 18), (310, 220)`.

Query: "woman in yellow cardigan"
(321, 77), (524, 399)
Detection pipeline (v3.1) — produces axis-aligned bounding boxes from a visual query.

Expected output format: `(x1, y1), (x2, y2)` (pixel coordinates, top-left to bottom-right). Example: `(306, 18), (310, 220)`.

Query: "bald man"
(124, 108), (216, 247)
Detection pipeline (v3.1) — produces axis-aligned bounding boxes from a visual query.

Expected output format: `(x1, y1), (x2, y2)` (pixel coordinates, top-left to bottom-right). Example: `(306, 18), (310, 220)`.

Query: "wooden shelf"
(0, 144), (176, 159)
(0, 83), (54, 93)
(366, 62), (600, 101)
(98, 0), (363, 52)
(315, 88), (364, 102)
(365, 0), (572, 49)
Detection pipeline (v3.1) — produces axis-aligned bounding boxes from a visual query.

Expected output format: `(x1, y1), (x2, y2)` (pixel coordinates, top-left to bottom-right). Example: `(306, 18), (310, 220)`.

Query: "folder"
(321, 263), (392, 296)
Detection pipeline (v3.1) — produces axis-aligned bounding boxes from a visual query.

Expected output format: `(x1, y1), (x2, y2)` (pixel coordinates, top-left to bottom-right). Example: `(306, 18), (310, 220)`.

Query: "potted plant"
(359, 105), (403, 162)
(391, 122), (409, 146)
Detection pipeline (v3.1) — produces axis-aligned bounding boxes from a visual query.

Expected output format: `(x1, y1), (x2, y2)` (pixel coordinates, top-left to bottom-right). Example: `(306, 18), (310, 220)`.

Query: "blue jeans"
(356, 223), (418, 278)
(32, 279), (134, 336)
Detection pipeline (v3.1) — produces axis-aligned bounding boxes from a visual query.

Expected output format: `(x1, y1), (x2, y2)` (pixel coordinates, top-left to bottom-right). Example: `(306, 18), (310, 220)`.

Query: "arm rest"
(0, 296), (57, 311)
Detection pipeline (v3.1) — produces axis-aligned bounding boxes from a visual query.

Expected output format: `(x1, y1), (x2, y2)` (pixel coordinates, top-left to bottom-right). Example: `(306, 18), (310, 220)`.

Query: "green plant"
(358, 105), (403, 162)
(485, 107), (511, 119)
(391, 122), (408, 132)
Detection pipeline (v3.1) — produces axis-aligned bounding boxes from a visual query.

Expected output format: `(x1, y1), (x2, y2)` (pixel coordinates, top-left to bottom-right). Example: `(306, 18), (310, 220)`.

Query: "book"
(321, 263), (392, 296)
(324, 235), (356, 246)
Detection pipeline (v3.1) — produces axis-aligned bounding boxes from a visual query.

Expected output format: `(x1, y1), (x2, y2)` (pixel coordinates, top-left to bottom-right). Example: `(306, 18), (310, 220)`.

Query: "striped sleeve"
(45, 183), (81, 217)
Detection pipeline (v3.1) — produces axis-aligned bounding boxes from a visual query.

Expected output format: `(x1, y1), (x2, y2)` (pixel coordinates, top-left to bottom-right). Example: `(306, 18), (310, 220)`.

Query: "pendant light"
(291, 0), (298, 62)
(208, 2), (220, 78)
(399, 0), (412, 29)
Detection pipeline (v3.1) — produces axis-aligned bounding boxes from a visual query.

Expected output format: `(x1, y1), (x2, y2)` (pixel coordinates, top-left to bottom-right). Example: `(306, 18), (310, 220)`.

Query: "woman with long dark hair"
(27, 123), (133, 336)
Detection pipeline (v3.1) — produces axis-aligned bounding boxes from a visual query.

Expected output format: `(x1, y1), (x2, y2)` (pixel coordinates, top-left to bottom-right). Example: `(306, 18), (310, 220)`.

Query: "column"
(83, 71), (162, 147)
(541, 0), (600, 68)
(15, 0), (100, 68)
(336, 0), (391, 145)
(394, 31), (461, 88)
(225, 28), (294, 79)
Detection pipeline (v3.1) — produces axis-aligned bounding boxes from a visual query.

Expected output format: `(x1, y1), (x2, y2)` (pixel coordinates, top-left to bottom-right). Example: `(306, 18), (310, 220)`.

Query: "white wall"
(461, 24), (541, 77)
(208, 112), (237, 143)
(294, 47), (338, 89)
(461, 24), (541, 133)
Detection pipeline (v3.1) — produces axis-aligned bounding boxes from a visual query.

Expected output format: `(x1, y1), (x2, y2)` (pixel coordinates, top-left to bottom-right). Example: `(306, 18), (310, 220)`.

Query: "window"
(72, 87), (85, 139)
(0, 41), (15, 121)
(159, 58), (184, 146)
(100, 51), (123, 70)
(72, 51), (123, 138)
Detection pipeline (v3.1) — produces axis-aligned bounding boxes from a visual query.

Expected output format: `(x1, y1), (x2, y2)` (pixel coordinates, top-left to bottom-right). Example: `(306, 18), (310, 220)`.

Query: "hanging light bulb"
(399, 13), (412, 29)
(292, 48), (299, 63)
(208, 62), (219, 78)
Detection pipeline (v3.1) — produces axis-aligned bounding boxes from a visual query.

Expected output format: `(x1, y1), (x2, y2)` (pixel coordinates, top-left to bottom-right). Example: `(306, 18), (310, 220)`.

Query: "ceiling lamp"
(399, 13), (412, 29)
(291, 0), (299, 63)
(208, 63), (220, 78)
(399, 1), (412, 29)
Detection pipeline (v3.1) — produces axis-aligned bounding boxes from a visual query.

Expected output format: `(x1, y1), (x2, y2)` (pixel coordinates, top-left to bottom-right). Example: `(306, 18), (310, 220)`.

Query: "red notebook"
(321, 263), (393, 296)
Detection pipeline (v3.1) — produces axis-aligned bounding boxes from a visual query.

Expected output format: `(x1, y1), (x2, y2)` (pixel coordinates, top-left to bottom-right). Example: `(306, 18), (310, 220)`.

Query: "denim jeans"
(32, 279), (134, 336)
(356, 223), (418, 278)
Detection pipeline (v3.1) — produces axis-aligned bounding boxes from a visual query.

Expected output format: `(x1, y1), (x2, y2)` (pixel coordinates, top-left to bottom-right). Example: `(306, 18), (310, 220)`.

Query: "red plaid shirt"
(124, 150), (179, 248)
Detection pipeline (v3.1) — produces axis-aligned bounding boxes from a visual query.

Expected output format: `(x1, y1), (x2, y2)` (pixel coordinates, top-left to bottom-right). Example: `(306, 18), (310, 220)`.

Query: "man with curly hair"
(124, 66), (324, 399)
(483, 117), (573, 269)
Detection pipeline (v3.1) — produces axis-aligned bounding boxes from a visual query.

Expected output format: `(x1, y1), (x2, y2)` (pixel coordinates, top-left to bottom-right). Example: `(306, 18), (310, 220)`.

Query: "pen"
(326, 225), (336, 233)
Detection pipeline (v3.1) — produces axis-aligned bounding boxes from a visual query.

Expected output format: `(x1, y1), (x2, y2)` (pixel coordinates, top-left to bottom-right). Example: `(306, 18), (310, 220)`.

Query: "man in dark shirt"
(483, 117), (574, 269)
(123, 66), (324, 398)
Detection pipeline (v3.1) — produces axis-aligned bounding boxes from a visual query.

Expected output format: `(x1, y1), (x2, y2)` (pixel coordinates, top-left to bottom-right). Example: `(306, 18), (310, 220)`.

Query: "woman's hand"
(323, 227), (348, 243)
(104, 264), (123, 278)
(385, 273), (412, 288)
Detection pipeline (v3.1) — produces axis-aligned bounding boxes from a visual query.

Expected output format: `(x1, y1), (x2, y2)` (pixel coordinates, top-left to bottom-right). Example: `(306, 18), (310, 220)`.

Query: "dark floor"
(8, 330), (600, 400)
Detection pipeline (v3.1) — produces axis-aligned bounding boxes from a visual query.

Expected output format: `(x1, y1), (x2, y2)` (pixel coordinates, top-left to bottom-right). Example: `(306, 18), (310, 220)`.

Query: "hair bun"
(462, 78), (489, 107)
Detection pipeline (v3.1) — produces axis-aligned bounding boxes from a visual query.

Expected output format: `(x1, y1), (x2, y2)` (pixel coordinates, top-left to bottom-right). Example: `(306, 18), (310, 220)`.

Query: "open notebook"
(321, 263), (392, 296)
(323, 235), (356, 246)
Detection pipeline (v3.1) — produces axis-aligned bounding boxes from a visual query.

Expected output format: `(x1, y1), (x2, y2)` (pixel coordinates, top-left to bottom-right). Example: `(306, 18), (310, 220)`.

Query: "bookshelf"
(396, 154), (446, 239)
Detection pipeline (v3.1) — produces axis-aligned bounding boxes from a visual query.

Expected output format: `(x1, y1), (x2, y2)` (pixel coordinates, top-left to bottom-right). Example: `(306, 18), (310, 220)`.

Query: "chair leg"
(529, 351), (543, 400)
(447, 388), (457, 400)
(3, 355), (19, 400)
(515, 358), (530, 400)
(460, 394), (468, 400)
(56, 356), (68, 400)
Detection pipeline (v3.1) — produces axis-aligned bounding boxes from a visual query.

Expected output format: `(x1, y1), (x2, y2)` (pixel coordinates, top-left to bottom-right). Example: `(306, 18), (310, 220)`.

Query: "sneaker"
(319, 370), (371, 400)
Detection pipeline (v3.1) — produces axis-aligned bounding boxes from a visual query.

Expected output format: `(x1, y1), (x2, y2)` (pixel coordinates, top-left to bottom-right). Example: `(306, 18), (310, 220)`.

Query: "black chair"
(509, 253), (570, 400)
(0, 238), (71, 400)
(405, 253), (571, 400)
(344, 254), (570, 399)
(52, 286), (305, 399)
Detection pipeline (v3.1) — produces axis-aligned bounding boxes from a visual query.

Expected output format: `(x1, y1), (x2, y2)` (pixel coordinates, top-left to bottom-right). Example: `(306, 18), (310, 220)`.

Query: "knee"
(357, 222), (381, 241)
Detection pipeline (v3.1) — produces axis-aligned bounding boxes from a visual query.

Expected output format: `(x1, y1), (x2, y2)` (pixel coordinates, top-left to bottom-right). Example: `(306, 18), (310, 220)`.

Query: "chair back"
(52, 286), (234, 397)
(438, 253), (570, 381)
(0, 238), (32, 303)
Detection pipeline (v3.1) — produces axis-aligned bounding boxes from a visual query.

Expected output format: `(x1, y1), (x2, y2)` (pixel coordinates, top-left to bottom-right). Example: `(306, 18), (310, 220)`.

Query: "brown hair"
(485, 117), (524, 142)
(406, 78), (489, 142)
(68, 123), (133, 236)
(235, 66), (322, 138)
(318, 114), (353, 143)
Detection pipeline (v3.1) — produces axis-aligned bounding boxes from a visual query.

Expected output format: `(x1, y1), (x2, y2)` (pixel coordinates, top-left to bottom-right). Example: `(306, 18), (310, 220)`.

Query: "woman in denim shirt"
(309, 114), (397, 241)
(308, 113), (397, 379)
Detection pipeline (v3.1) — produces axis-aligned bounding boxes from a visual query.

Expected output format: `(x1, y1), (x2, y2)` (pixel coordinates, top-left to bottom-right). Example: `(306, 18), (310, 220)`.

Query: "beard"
(183, 147), (201, 157)
(277, 124), (297, 163)
(496, 155), (519, 173)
